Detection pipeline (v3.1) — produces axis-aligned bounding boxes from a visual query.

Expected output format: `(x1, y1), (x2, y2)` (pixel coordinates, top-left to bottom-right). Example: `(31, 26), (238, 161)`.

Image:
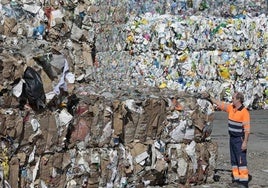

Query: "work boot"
(228, 182), (240, 188)
(228, 182), (248, 188)
(238, 182), (249, 188)
(237, 184), (248, 188)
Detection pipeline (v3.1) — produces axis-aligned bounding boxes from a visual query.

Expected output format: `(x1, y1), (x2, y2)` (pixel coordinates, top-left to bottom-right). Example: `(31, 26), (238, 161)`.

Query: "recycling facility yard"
(0, 0), (268, 188)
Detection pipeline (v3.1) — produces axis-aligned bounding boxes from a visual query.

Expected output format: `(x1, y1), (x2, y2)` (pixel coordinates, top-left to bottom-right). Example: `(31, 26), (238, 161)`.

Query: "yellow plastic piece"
(0, 148), (9, 179)
(141, 18), (148, 25)
(218, 65), (230, 80)
(159, 82), (167, 89)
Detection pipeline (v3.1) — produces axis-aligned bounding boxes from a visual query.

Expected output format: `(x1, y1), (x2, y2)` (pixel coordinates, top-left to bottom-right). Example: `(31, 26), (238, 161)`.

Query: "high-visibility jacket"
(218, 102), (250, 137)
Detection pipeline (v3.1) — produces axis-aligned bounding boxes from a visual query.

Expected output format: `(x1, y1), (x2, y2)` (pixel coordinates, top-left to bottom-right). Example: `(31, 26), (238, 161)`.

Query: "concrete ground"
(193, 110), (268, 188)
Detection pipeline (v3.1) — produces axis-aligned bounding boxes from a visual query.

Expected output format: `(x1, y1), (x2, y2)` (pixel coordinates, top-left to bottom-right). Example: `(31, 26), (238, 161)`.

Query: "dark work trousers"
(230, 136), (249, 187)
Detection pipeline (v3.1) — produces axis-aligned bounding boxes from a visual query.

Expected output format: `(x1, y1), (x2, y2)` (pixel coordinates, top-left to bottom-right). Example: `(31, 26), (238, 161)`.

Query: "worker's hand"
(241, 141), (247, 151)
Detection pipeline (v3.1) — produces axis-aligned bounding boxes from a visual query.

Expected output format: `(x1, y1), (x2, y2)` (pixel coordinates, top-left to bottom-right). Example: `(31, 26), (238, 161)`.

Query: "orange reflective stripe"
(239, 174), (249, 179)
(239, 167), (249, 180)
(232, 166), (239, 179)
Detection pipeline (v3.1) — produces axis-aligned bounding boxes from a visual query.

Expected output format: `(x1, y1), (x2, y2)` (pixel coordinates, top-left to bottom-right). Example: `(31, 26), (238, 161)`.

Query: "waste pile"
(124, 13), (268, 109)
(0, 0), (268, 187)
(1, 83), (217, 187)
(0, 0), (266, 110)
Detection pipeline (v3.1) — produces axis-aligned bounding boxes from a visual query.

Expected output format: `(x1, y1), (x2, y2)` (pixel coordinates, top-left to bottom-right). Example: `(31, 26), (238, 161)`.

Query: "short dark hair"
(235, 92), (244, 103)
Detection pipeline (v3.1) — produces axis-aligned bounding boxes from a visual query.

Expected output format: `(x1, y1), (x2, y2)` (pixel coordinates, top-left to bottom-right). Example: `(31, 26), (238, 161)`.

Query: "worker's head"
(232, 92), (244, 105)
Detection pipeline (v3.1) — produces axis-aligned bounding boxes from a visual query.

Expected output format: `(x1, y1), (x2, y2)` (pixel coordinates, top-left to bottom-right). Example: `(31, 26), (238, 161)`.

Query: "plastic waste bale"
(123, 13), (268, 109)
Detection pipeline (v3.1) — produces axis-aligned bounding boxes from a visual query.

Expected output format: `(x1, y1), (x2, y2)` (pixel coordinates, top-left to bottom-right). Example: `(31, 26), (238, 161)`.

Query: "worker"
(202, 91), (250, 188)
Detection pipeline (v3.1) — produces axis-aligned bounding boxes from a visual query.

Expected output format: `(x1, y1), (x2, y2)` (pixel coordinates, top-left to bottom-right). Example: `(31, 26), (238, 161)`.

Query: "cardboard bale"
(0, 91), (218, 187)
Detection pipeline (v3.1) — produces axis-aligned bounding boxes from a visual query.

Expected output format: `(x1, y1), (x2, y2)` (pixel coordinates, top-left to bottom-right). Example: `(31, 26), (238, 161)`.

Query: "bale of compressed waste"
(0, 89), (217, 187)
